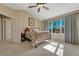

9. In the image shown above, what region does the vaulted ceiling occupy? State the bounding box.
[2,3,79,21]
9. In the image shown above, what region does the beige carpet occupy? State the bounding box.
[21,39,64,56]
[0,41,33,56]
[21,39,79,56]
[0,34,79,56]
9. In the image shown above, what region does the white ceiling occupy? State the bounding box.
[2,3,79,21]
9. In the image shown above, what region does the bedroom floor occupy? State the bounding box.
[21,40,79,56]
[0,36,79,56]
[0,41,33,56]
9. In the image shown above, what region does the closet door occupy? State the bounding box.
[2,17,6,43]
[0,16,2,42]
[0,16,6,43]
[5,18,12,43]
[0,16,12,43]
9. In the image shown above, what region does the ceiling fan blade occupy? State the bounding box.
[41,3,46,5]
[43,6,49,10]
[37,3,46,5]
[29,6,37,8]
[38,7,41,12]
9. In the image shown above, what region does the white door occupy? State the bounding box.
[5,18,12,43]
[0,16,2,42]
[2,18,12,43]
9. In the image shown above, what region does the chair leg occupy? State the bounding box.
[34,40,37,48]
[32,40,37,48]
[35,44,37,48]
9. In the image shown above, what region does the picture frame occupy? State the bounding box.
[28,18,35,26]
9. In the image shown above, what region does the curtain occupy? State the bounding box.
[65,14,78,44]
[44,20,49,31]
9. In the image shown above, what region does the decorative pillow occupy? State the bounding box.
[32,28,39,32]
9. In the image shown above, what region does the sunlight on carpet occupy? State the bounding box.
[43,41,64,56]
[43,44,56,53]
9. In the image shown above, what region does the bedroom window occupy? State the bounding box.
[49,19,64,33]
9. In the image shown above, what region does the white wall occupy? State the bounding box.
[11,18,21,43]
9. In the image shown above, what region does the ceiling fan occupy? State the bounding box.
[28,3,49,12]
